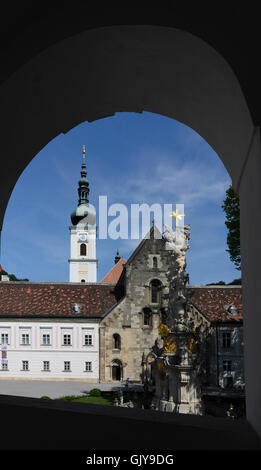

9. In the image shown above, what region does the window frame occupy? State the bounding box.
[113,333,121,350]
[84,334,93,346]
[150,279,162,304]
[63,334,72,346]
[85,361,92,372]
[1,333,9,345]
[80,243,87,256]
[22,360,29,371]
[223,359,232,372]
[42,333,51,346]
[43,361,50,371]
[21,333,30,345]
[64,361,71,372]
[143,308,152,327]
[222,331,232,349]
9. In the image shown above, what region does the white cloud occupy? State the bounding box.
[98,149,230,211]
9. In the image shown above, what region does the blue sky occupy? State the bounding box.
[0,111,239,284]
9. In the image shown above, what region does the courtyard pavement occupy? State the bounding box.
[0,379,143,399]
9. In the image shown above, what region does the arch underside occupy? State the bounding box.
[0,25,254,232]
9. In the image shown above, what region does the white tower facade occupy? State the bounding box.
[68,146,98,283]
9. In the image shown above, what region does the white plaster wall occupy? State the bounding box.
[0,320,99,380]
[69,262,78,283]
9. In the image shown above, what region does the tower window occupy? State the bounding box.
[113,333,121,350]
[153,257,158,268]
[80,243,87,256]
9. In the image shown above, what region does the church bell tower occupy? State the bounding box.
[68,145,97,283]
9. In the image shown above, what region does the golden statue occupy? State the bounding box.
[163,337,178,354]
[158,323,171,338]
[187,337,197,353]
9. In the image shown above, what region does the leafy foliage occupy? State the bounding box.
[56,394,113,405]
[0,269,29,281]
[89,388,102,397]
[221,184,241,270]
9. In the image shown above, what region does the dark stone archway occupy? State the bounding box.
[0,14,261,444]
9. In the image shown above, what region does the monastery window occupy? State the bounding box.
[85,361,92,372]
[222,332,231,348]
[63,334,71,346]
[64,361,71,372]
[84,334,93,346]
[113,333,121,350]
[150,279,161,304]
[1,362,8,370]
[21,334,30,345]
[1,333,8,344]
[22,361,29,371]
[42,334,50,345]
[80,243,87,256]
[43,361,50,371]
[153,257,158,268]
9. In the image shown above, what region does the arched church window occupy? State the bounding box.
[153,257,158,268]
[113,333,121,350]
[80,243,87,256]
[150,279,161,304]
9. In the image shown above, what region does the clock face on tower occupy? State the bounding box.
[78,233,87,242]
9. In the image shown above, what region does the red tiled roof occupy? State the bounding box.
[0,265,3,272]
[190,286,243,322]
[101,258,126,284]
[0,282,119,318]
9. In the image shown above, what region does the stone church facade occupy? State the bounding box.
[99,225,170,383]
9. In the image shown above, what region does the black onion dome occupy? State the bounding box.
[71,203,96,226]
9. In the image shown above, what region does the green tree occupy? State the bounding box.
[221,184,241,271]
[0,269,29,282]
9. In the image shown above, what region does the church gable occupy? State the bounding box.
[124,225,169,301]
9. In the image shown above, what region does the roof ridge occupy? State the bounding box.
[188,285,242,288]
[0,281,117,285]
[100,258,126,283]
